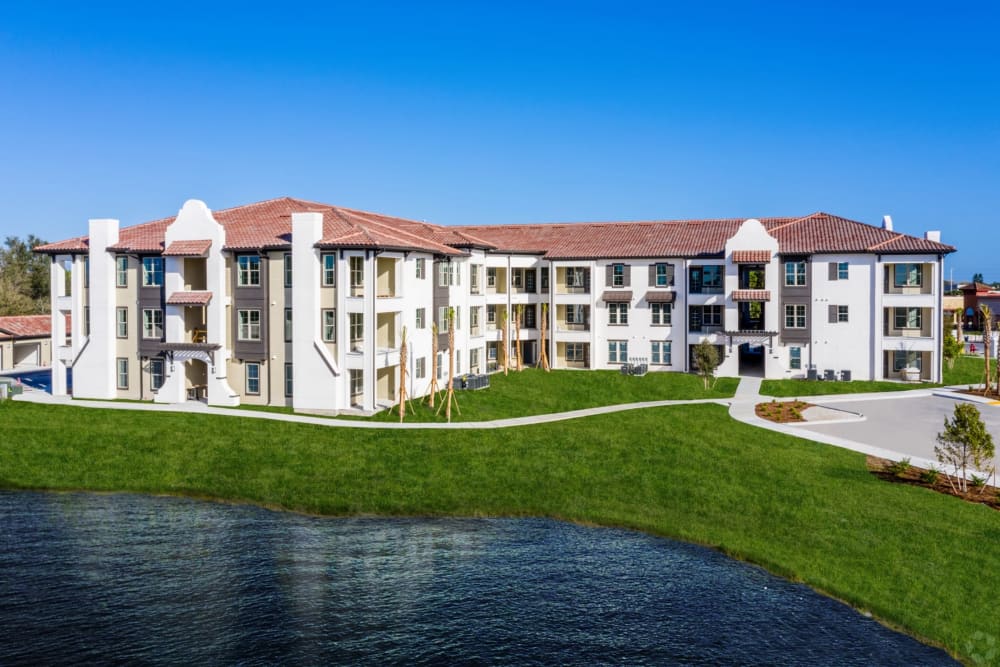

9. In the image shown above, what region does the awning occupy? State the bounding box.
[644,291,676,304]
[163,239,212,257]
[166,291,212,306]
[601,290,633,302]
[732,289,771,302]
[732,250,771,264]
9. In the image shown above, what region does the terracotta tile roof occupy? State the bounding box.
[163,240,212,257]
[166,291,213,306]
[601,290,633,302]
[644,291,676,303]
[732,289,771,302]
[0,315,52,338]
[732,250,772,263]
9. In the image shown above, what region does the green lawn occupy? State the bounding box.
[357,368,738,422]
[1,399,996,663]
[759,378,933,397]
[945,354,990,386]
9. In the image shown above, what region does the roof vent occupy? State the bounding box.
[882,215,893,231]
[925,230,941,242]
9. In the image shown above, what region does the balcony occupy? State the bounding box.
[884,307,932,338]
[689,266,724,295]
[884,263,933,295]
[376,257,398,298]
[556,267,590,294]
[556,304,590,332]
[486,267,507,295]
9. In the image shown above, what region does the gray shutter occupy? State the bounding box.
[828,305,837,323]
[606,264,614,287]
[666,263,675,286]
[649,264,656,287]
[624,265,631,287]
[829,262,838,281]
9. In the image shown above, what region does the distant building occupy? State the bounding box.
[36,198,955,411]
[959,282,1000,330]
[0,315,54,371]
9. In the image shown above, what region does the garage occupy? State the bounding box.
[13,341,40,367]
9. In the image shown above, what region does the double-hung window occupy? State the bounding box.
[150,358,164,391]
[611,263,625,287]
[651,340,671,365]
[837,262,849,280]
[416,307,426,329]
[893,263,922,287]
[785,304,807,329]
[349,313,363,343]
[487,267,497,288]
[116,307,128,338]
[237,255,261,286]
[608,302,629,325]
[284,363,293,397]
[566,342,585,362]
[651,303,671,325]
[837,305,849,323]
[789,347,802,369]
[655,263,672,287]
[284,253,293,287]
[350,256,364,292]
[567,267,586,289]
[893,350,922,371]
[245,362,260,395]
[784,261,807,286]
[416,357,426,379]
[142,308,163,339]
[116,358,128,389]
[415,258,426,279]
[284,308,292,342]
[238,309,261,341]
[608,340,628,363]
[322,309,336,342]
[894,307,923,330]
[322,254,336,286]
[565,304,585,325]
[116,256,128,287]
[438,307,450,333]
[142,257,163,287]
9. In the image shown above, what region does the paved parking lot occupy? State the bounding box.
[797,394,1000,466]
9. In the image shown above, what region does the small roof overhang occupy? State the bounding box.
[163,240,212,257]
[166,291,213,306]
[601,290,633,302]
[732,250,772,264]
[644,291,676,304]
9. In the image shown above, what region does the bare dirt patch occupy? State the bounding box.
[755,400,813,423]
[867,455,999,510]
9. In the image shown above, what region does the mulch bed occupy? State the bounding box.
[755,400,813,423]
[867,455,999,510]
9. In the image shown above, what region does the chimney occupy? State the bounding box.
[882,215,893,231]
[924,230,941,242]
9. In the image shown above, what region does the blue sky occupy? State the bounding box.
[1,2,996,281]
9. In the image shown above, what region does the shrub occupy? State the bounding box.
[970,475,987,489]
[919,466,941,485]
[886,458,911,477]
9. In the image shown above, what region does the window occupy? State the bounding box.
[785,304,807,329]
[608,340,628,363]
[116,307,128,338]
[470,349,480,373]
[893,350,922,371]
[487,267,497,288]
[651,340,671,365]
[284,253,293,288]
[512,269,523,289]
[470,264,481,293]
[651,303,672,326]
[350,256,364,291]
[894,307,923,330]
[611,263,625,287]
[784,261,807,287]
[322,309,336,342]
[322,254,336,286]
[838,305,849,323]
[541,267,549,290]
[238,309,261,341]
[566,342,586,362]
[350,369,363,400]
[284,308,292,342]
[566,304,586,325]
[701,266,722,290]
[438,307,450,333]
[349,313,364,343]
[116,256,128,287]
[437,352,444,379]
[84,256,90,288]
[245,362,260,395]
[655,263,672,287]
[284,363,293,397]
[838,262,848,280]
[416,258,426,279]
[142,308,163,339]
[84,306,90,336]
[789,347,801,370]
[470,306,481,332]
[893,263,922,287]
[567,267,586,288]
[150,358,164,391]
[142,257,163,287]
[487,305,497,325]
[438,262,456,287]
[522,305,536,329]
[415,307,426,329]
[689,305,722,331]
[416,357,426,379]
[456,354,461,374]
[609,302,629,325]
[116,358,128,390]
[237,255,261,286]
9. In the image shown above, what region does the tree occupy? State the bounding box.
[942,323,962,370]
[935,403,995,494]
[538,302,550,372]
[427,321,440,408]
[0,235,50,316]
[499,308,509,376]
[972,272,984,285]
[981,304,993,396]
[514,303,523,371]
[694,340,719,390]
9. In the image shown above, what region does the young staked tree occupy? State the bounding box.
[396,326,411,422]
[514,303,524,371]
[427,321,440,408]
[500,308,510,376]
[694,340,719,390]
[538,302,550,371]
[981,304,994,396]
[942,322,962,370]
[935,402,995,494]
[435,307,460,422]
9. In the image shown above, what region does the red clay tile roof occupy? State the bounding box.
[0,315,52,338]
[732,250,772,263]
[732,289,771,302]
[166,291,213,306]
[163,240,212,257]
[36,201,956,261]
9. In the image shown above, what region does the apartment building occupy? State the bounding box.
[36,198,955,412]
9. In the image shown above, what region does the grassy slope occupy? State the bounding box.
[945,355,991,386]
[1,400,996,662]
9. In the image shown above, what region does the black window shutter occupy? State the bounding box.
[828,305,837,323]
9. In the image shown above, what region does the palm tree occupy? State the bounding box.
[982,304,994,396]
[397,326,409,422]
[428,321,439,408]
[515,303,524,371]
[539,302,550,371]
[500,308,509,376]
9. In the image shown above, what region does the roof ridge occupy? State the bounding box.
[767,212,822,233]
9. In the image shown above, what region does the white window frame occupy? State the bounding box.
[655,263,670,287]
[350,256,364,290]
[415,257,425,279]
[322,309,336,342]
[651,340,671,365]
[142,308,163,339]
[116,307,128,339]
[349,313,364,343]
[116,255,128,287]
[438,307,450,333]
[322,253,336,287]
[609,302,629,325]
[245,362,260,395]
[150,358,164,391]
[784,261,807,287]
[237,255,261,287]
[837,262,849,280]
[238,309,261,341]
[415,307,425,329]
[611,263,625,288]
[116,357,128,390]
[608,340,628,363]
[284,253,293,288]
[893,263,923,287]
[565,342,585,362]
[894,307,923,330]
[142,257,163,287]
[651,303,672,326]
[789,346,802,370]
[416,357,426,379]
[785,304,807,329]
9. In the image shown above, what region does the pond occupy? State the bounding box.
[0,491,955,665]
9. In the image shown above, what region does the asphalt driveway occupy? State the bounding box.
[797,394,1000,466]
